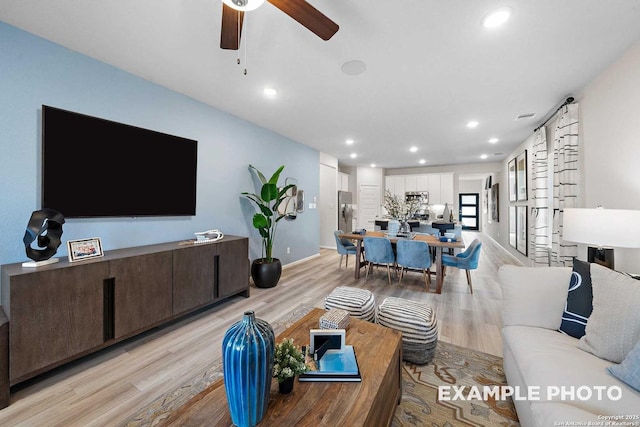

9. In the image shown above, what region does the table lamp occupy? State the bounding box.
[563,207,640,269]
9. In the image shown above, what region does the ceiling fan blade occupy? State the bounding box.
[267,0,339,41]
[220,3,244,50]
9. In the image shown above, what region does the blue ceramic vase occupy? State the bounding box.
[222,310,275,427]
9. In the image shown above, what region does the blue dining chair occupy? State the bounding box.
[363,237,396,285]
[334,230,358,269]
[441,238,482,294]
[395,239,432,290]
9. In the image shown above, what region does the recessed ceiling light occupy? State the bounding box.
[466,120,479,128]
[489,137,499,144]
[419,159,426,164]
[350,153,357,159]
[263,87,278,98]
[480,154,488,159]
[482,7,512,29]
[346,139,354,145]
[370,163,376,168]
[409,146,418,153]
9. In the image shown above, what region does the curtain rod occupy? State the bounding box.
[533,96,575,132]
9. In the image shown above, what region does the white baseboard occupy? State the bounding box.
[283,253,321,269]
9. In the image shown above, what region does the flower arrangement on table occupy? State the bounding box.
[383,190,419,221]
[273,338,307,383]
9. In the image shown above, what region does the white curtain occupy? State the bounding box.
[550,103,579,266]
[529,127,550,265]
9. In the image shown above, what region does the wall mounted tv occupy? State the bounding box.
[42,105,198,218]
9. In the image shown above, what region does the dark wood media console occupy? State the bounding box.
[0,235,250,403]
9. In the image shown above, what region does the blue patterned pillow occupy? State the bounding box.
[558,259,593,338]
[608,340,640,392]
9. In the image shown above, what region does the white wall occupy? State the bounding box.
[319,153,338,248]
[459,179,484,229]
[484,40,640,272]
[580,39,640,272]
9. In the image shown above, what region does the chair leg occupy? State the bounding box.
[366,262,371,280]
[345,254,349,268]
[386,264,391,286]
[465,270,473,294]
[398,267,404,285]
[422,269,430,291]
[338,255,343,269]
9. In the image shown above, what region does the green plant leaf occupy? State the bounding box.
[249,164,267,184]
[252,213,268,229]
[261,183,280,202]
[268,165,285,185]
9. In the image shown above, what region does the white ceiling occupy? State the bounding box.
[2,0,640,169]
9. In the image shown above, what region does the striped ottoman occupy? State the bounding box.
[376,297,438,364]
[324,286,376,322]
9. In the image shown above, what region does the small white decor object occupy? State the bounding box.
[67,237,104,262]
[320,309,350,330]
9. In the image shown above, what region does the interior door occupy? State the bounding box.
[459,193,480,230]
[359,184,380,230]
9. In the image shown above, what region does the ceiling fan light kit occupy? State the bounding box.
[220,0,339,50]
[222,0,265,12]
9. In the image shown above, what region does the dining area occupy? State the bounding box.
[337,230,481,294]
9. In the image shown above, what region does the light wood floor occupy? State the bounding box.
[0,231,521,426]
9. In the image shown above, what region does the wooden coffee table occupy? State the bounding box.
[161,308,403,426]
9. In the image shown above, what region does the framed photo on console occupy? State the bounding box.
[67,237,104,262]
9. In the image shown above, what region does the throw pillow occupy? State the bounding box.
[558,259,593,338]
[608,340,640,392]
[578,263,640,363]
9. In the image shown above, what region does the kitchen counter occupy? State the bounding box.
[373,219,460,236]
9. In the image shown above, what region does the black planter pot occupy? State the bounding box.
[278,376,294,394]
[251,258,282,288]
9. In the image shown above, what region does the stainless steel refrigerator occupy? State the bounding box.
[338,191,353,233]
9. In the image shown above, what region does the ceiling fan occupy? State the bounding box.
[220,0,339,50]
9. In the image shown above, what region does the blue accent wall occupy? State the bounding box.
[0,22,320,277]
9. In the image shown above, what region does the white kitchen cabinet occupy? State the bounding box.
[385,175,405,199]
[427,174,442,204]
[416,174,429,192]
[440,173,454,205]
[404,175,417,192]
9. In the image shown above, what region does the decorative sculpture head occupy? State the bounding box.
[23,209,65,261]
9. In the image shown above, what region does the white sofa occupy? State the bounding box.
[498,265,640,427]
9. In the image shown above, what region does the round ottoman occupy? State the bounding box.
[376,297,438,364]
[324,286,376,322]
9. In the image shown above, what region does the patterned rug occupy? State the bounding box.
[393,341,520,427]
[121,305,519,427]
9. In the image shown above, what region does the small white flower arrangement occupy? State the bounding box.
[383,190,419,221]
[273,338,307,383]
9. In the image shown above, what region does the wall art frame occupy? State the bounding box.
[509,206,516,248]
[67,237,104,262]
[516,150,528,201]
[516,206,528,256]
[508,158,517,202]
[490,183,500,222]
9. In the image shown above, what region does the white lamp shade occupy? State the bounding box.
[563,208,640,248]
[221,0,266,11]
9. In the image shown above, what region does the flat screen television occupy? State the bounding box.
[42,105,198,218]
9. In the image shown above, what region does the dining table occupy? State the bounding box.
[339,230,466,294]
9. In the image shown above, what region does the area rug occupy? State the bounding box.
[393,341,519,427]
[122,305,519,427]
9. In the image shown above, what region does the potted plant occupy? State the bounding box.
[383,190,419,234]
[242,164,295,288]
[273,338,307,394]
